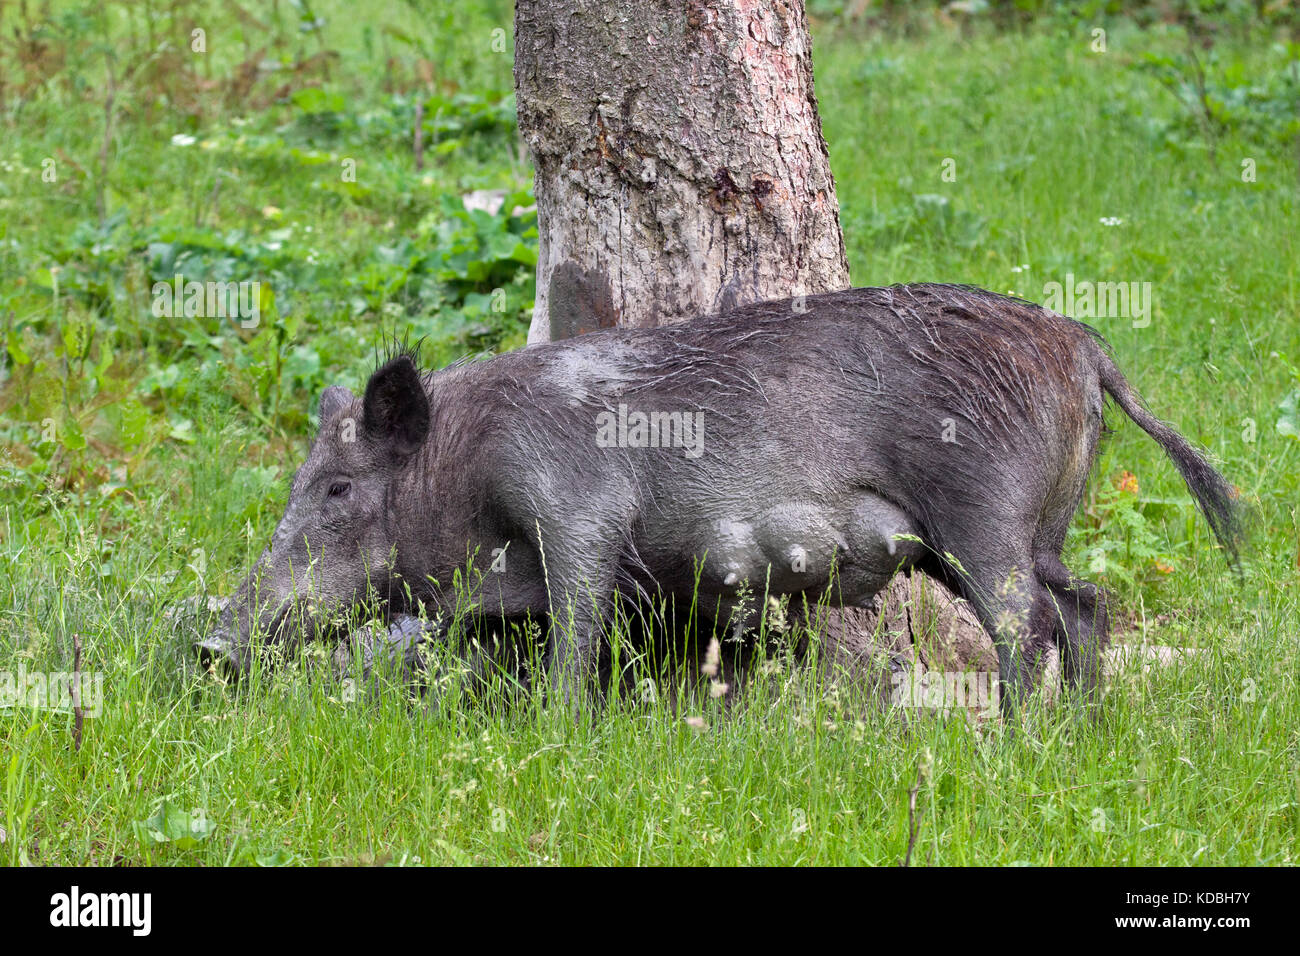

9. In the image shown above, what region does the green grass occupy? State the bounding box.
[1,3,1298,865]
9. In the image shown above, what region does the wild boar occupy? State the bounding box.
[197,283,1242,712]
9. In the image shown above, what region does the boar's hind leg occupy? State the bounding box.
[1036,555,1109,706]
[951,550,1058,716]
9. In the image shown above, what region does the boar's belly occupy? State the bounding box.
[687,492,923,599]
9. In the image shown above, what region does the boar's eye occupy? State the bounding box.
[326,480,351,500]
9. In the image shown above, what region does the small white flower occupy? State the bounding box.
[1099,216,1123,226]
[1010,265,1024,273]
[171,134,197,147]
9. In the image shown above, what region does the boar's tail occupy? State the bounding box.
[1096,353,1245,565]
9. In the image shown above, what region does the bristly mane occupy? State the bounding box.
[369,334,495,386]
[373,332,428,376]
[916,282,1114,353]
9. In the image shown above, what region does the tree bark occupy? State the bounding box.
[514,0,849,342]
[514,0,990,679]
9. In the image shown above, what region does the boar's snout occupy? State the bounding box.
[198,357,431,679]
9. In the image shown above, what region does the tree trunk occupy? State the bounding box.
[514,0,849,342]
[514,0,992,681]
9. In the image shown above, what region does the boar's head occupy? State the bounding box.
[196,354,430,678]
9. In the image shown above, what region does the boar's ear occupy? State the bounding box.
[318,385,355,424]
[362,356,430,458]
